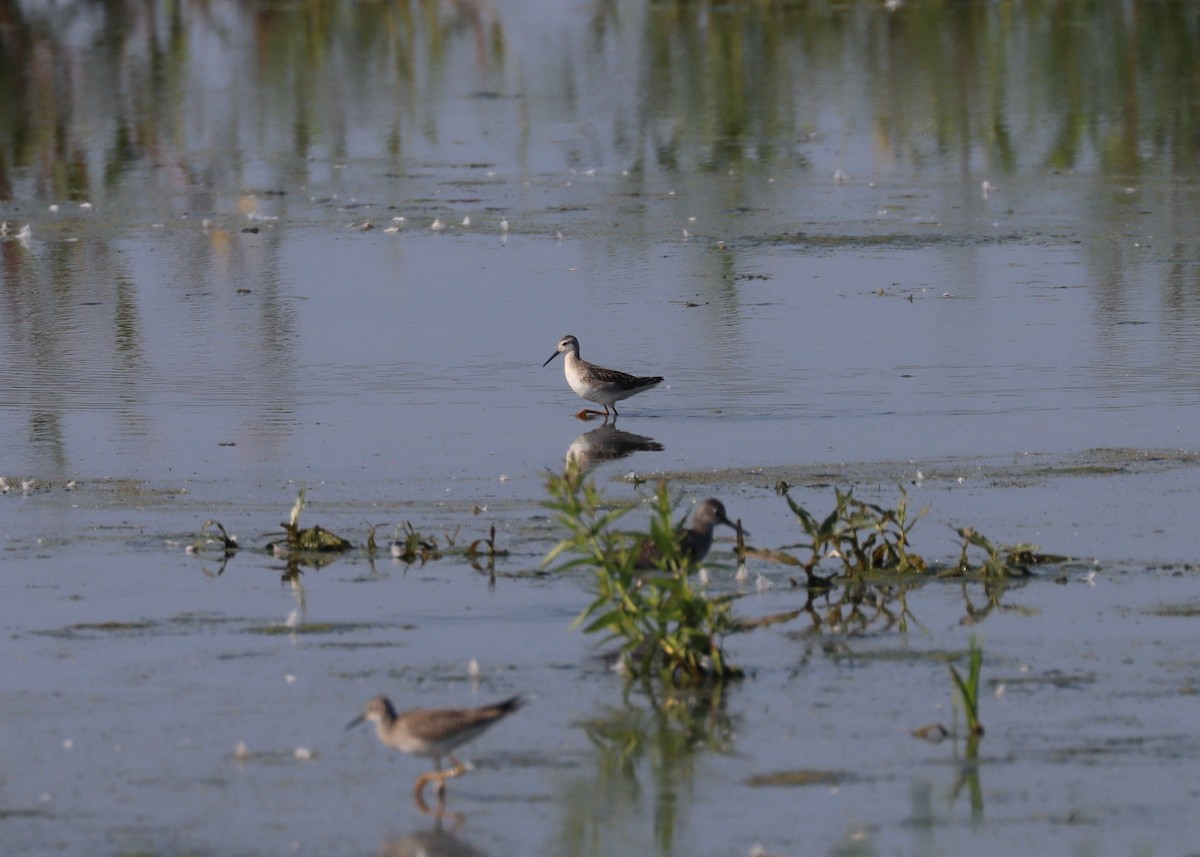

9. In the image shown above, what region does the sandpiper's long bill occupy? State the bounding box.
[347,695,524,799]
[543,334,663,420]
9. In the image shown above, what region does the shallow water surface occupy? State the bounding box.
[2,1,1200,855]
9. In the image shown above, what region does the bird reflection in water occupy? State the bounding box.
[565,423,664,475]
[379,815,489,857]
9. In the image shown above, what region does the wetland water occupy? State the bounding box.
[2,1,1200,855]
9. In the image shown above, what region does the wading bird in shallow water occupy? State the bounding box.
[636,498,745,569]
[543,334,663,420]
[346,695,524,800]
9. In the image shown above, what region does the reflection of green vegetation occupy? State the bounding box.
[639,0,1200,176]
[640,1,810,173]
[793,580,923,636]
[558,686,731,857]
[2,1,1197,202]
[0,0,502,199]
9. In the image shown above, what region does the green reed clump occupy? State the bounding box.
[767,485,1054,585]
[543,466,744,684]
[950,527,1037,578]
[775,484,927,583]
[268,485,353,553]
[389,521,443,564]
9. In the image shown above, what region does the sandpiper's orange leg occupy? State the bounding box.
[414,757,472,801]
[413,771,438,802]
[434,755,471,796]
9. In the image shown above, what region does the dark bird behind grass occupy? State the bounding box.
[636,498,745,569]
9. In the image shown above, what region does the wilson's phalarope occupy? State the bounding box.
[636,498,745,569]
[347,695,523,799]
[543,334,663,419]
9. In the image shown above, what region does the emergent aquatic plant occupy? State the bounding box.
[196,519,240,553]
[764,485,1060,587]
[543,466,746,684]
[771,484,928,583]
[949,527,1040,578]
[949,635,985,737]
[268,486,354,554]
[193,488,505,579]
[389,521,443,564]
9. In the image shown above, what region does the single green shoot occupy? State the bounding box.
[949,635,985,736]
